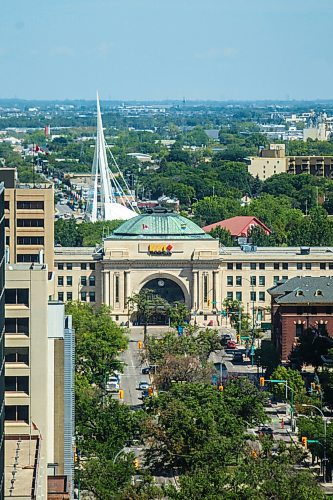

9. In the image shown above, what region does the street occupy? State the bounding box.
[120,330,148,409]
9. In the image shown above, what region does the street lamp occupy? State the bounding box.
[301,404,327,483]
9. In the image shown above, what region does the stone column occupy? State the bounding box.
[119,271,125,311]
[192,271,198,310]
[103,271,110,306]
[198,271,203,311]
[124,271,131,304]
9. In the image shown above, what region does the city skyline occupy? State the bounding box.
[1,0,333,101]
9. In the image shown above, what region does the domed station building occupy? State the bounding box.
[102,207,221,325]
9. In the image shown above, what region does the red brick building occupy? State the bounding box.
[269,276,333,362]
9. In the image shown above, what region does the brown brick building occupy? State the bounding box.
[269,276,333,361]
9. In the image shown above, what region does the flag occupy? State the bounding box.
[142,224,149,230]
[35,145,44,153]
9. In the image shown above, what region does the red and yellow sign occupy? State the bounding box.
[148,243,173,255]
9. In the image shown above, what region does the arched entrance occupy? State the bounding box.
[137,278,185,325]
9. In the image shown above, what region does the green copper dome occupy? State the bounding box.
[108,211,212,239]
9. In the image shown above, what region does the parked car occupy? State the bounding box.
[106,379,120,392]
[258,426,274,439]
[138,381,150,391]
[227,340,237,349]
[142,366,151,375]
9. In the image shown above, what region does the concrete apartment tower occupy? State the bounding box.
[0,168,74,498]
[0,182,6,498]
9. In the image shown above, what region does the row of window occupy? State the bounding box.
[226,262,333,271]
[57,275,96,287]
[57,262,96,270]
[58,291,95,302]
[296,306,332,315]
[5,201,44,210]
[17,236,44,245]
[5,405,28,423]
[5,318,29,335]
[226,291,265,302]
[5,289,29,307]
[5,347,29,364]
[227,276,266,286]
[17,254,40,263]
[5,376,29,394]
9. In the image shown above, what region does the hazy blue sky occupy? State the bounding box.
[1,0,332,101]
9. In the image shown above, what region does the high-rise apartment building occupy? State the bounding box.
[0,167,54,270]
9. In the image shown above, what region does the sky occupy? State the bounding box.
[1,0,333,101]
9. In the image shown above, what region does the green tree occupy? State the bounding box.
[255,339,280,375]
[127,289,169,342]
[270,366,306,403]
[193,196,241,226]
[209,226,235,246]
[66,302,128,387]
[167,302,190,328]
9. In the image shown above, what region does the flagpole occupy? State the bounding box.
[32,143,35,187]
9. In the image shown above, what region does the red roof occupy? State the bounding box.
[203,216,271,237]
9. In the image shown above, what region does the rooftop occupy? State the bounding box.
[203,216,271,236]
[108,210,212,240]
[269,276,333,304]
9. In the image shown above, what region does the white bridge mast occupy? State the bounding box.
[85,92,138,222]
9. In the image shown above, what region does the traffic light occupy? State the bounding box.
[259,377,265,387]
[236,334,240,343]
[119,389,124,399]
[251,450,257,458]
[301,436,308,448]
[137,341,143,349]
[148,387,153,396]
[133,458,140,469]
[207,299,211,307]
[218,385,224,391]
[317,384,321,392]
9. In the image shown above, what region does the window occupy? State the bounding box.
[320,263,326,270]
[259,263,265,270]
[250,276,256,286]
[295,324,304,337]
[67,292,72,301]
[17,236,44,245]
[58,276,64,286]
[227,276,233,286]
[81,263,87,270]
[89,263,96,270]
[17,254,39,263]
[273,276,279,285]
[5,376,29,394]
[236,263,242,270]
[310,306,317,315]
[297,263,303,270]
[5,288,29,306]
[259,276,265,286]
[204,274,208,302]
[17,219,44,227]
[259,292,265,301]
[305,263,312,270]
[274,263,280,270]
[5,201,9,210]
[5,405,29,422]
[250,291,256,301]
[89,292,96,302]
[81,276,87,286]
[282,276,288,281]
[236,276,242,286]
[329,263,333,270]
[81,291,87,302]
[58,263,64,270]
[89,276,95,287]
[227,291,233,300]
[67,263,72,270]
[236,291,242,301]
[326,306,332,315]
[17,201,44,210]
[5,348,29,365]
[250,263,257,270]
[227,263,233,270]
[4,219,9,227]
[58,292,64,302]
[66,276,72,286]
[6,236,9,245]
[297,307,304,315]
[282,263,288,270]
[5,318,29,335]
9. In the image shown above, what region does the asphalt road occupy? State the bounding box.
[120,330,150,409]
[55,202,74,216]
